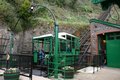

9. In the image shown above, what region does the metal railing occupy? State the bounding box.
[77,53,102,73]
[0,53,33,80]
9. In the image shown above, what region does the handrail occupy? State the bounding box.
[0,53,33,56]
[98,5,112,20]
[80,29,90,41]
[78,43,91,65]
[80,32,90,47]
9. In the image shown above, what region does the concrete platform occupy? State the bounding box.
[0,67,120,80]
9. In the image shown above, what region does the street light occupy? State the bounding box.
[7,6,34,69]
[31,4,59,78]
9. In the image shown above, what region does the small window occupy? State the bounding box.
[108,37,114,40]
[62,35,65,38]
[107,33,114,40]
[66,35,71,40]
[116,36,120,39]
[115,32,120,35]
[115,32,120,40]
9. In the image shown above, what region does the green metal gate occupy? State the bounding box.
[106,32,120,68]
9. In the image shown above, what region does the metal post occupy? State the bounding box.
[54,21,59,78]
[9,32,14,68]
[10,32,14,54]
[31,3,59,78]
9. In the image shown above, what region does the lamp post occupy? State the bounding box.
[31,4,59,78]
[7,6,34,69]
[6,27,14,69]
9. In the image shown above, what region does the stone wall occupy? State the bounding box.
[0,20,82,54]
[17,24,78,53]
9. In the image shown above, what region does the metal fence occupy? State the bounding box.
[77,53,102,73]
[0,53,33,80]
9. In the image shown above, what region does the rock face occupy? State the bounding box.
[0,22,80,54]
[0,21,10,54]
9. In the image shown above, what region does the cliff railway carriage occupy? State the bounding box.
[32,32,80,77]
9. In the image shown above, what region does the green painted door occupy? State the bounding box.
[106,32,120,68]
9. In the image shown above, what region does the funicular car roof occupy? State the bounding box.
[33,32,77,40]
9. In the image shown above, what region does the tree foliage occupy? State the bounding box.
[0,0,97,33]
[47,0,78,9]
[0,0,34,33]
[0,0,21,32]
[18,0,33,31]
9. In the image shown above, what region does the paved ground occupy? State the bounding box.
[73,67,120,80]
[0,67,120,80]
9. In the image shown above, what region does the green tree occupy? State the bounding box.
[0,0,36,33]
[0,0,22,32]
[18,0,32,31]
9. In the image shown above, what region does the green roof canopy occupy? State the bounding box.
[91,0,120,10]
[90,19,120,29]
[92,0,105,4]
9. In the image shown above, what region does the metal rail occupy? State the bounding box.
[0,53,33,80]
